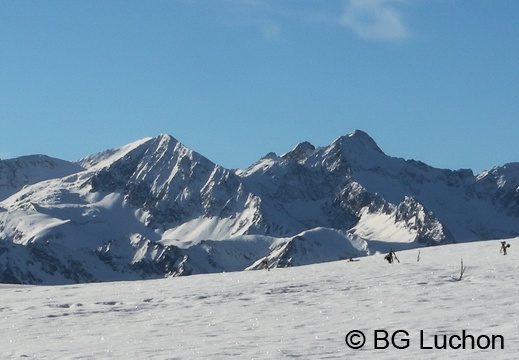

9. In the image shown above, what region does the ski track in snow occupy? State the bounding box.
[1,239,518,359]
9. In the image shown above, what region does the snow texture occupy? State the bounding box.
[0,239,517,359]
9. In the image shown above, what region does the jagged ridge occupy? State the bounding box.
[0,130,518,284]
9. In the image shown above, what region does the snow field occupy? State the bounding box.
[0,239,518,359]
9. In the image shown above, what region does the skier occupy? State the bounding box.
[500,241,510,255]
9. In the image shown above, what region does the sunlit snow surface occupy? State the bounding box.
[1,239,518,359]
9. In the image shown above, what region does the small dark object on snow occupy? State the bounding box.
[384,249,400,264]
[261,258,270,271]
[347,258,360,262]
[500,241,511,255]
[458,258,466,281]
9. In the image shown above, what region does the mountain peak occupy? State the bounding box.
[155,133,178,144]
[145,133,182,158]
[281,141,316,162]
[334,130,385,155]
[349,129,372,139]
[0,155,83,201]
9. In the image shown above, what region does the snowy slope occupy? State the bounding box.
[1,130,519,284]
[0,155,83,201]
[0,239,517,359]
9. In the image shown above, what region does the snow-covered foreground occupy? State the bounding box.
[1,239,518,359]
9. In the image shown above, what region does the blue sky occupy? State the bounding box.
[1,0,518,174]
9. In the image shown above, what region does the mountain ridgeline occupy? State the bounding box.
[0,131,518,284]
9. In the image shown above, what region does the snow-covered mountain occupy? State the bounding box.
[0,130,518,284]
[0,155,84,201]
